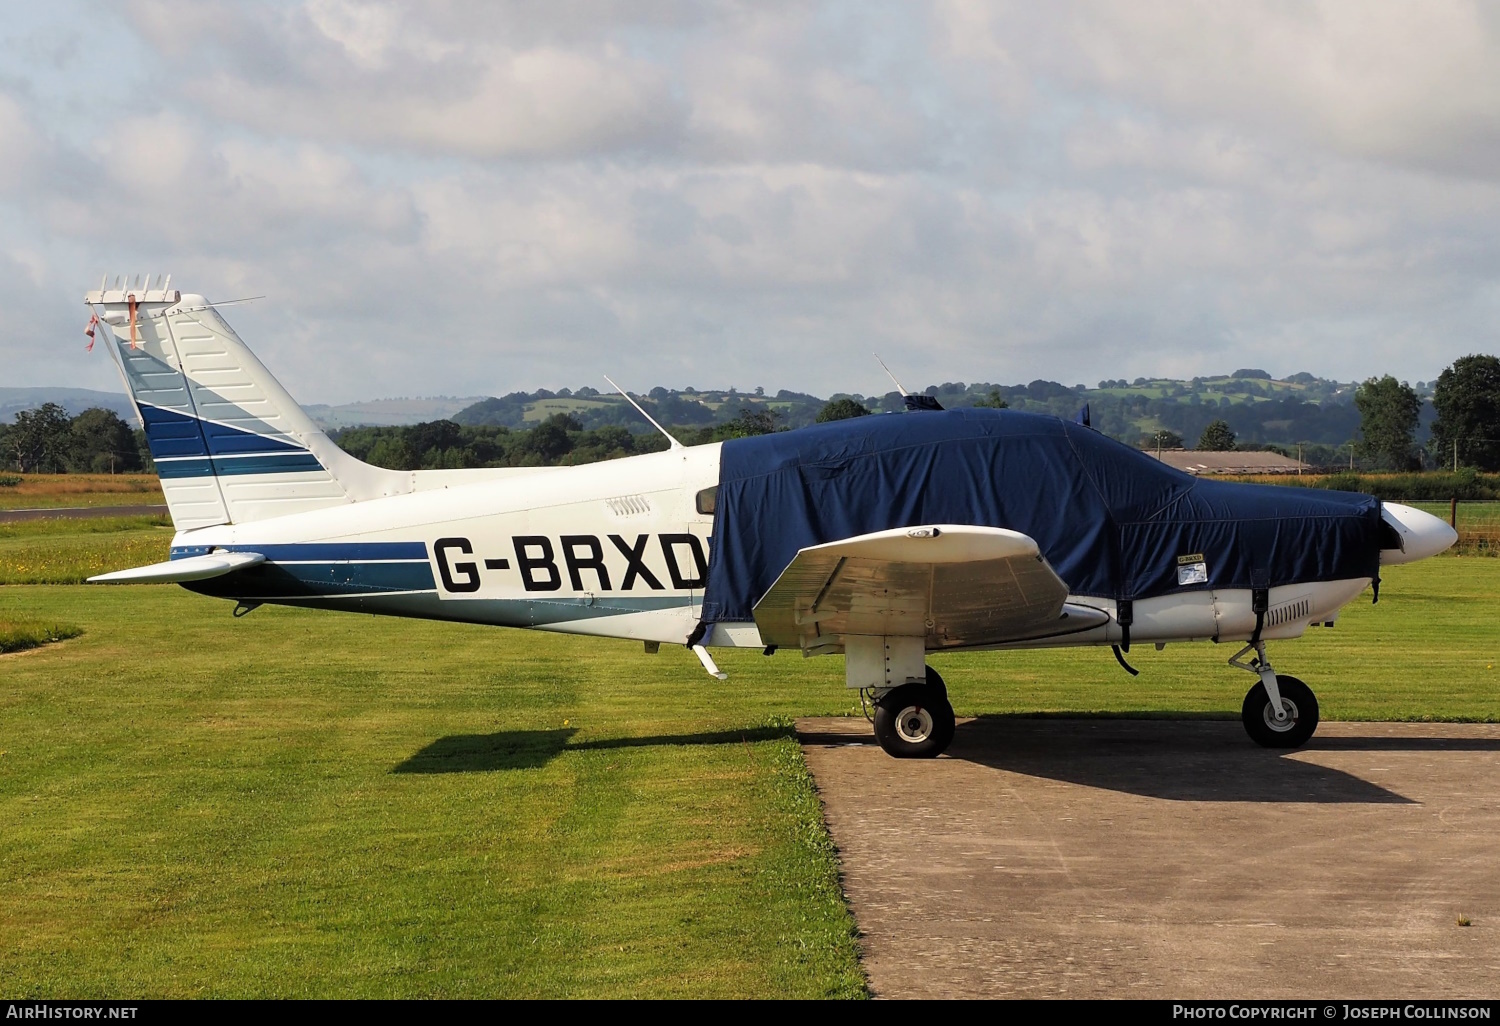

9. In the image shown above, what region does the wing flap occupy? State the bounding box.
[88,551,265,584]
[753,525,1077,651]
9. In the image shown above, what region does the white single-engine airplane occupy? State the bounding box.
[83,280,1457,758]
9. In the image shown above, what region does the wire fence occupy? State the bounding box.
[1400,500,1500,554]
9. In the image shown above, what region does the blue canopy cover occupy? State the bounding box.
[700,409,1383,624]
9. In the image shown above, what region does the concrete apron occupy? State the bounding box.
[797,716,1500,999]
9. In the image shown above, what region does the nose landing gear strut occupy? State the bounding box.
[1230,641,1320,748]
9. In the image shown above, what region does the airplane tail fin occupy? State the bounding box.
[85,279,410,531]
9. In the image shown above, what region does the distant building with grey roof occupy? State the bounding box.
[1145,449,1311,475]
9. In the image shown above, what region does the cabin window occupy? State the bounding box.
[695,486,717,515]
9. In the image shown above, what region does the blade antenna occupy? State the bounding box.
[874,353,909,396]
[603,375,682,450]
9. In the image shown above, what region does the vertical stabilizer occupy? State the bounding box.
[85,282,411,530]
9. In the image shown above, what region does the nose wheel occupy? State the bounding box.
[872,667,956,758]
[1242,674,1319,748]
[1229,641,1320,749]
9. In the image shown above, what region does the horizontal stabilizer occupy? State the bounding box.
[88,551,265,584]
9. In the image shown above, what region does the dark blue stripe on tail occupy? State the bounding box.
[140,403,323,477]
[139,404,209,458]
[156,453,325,478]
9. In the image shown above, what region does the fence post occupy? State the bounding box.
[1450,496,1457,529]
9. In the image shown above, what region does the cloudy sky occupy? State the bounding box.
[3,1,1499,404]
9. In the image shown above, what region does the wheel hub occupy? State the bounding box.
[895,705,933,744]
[1262,698,1300,732]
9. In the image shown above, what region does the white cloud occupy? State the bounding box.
[125,0,688,160]
[0,93,50,192]
[2,2,1500,402]
[945,1,1500,178]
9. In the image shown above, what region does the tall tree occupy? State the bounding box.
[7,403,72,473]
[68,408,142,473]
[1354,375,1421,470]
[1198,419,1236,451]
[816,398,871,422]
[714,407,779,439]
[1431,354,1500,471]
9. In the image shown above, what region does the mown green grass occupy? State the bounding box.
[0,554,1495,997]
[0,516,172,584]
[0,585,867,999]
[0,618,82,654]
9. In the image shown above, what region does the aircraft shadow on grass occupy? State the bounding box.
[391,725,794,774]
[926,716,1500,805]
[395,718,1500,802]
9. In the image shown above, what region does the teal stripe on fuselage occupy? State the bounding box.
[233,591,693,628]
[156,452,325,478]
[187,559,436,598]
[180,558,689,626]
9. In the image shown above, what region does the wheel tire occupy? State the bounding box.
[1241,674,1319,749]
[873,676,956,759]
[925,665,946,694]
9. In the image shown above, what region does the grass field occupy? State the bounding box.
[0,474,164,510]
[0,515,173,584]
[1,511,1497,997]
[0,617,81,654]
[1,560,1497,997]
[0,585,868,998]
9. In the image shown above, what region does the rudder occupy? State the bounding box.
[86,279,409,529]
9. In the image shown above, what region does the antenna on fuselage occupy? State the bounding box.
[603,375,683,450]
[874,353,944,412]
[874,353,909,397]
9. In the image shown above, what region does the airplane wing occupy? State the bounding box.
[752,525,1107,654]
[88,551,266,584]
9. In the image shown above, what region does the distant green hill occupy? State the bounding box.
[6,370,1440,456]
[0,387,137,424]
[451,371,1435,453]
[301,396,488,429]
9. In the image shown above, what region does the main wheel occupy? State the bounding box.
[873,669,955,759]
[1241,674,1319,749]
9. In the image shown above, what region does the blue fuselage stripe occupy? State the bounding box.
[175,557,436,597]
[156,453,325,478]
[172,542,430,561]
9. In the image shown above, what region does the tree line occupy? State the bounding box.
[331,407,789,471]
[4,355,1498,475]
[1139,355,1500,471]
[0,404,147,474]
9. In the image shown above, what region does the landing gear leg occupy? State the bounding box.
[872,666,956,759]
[1229,641,1320,748]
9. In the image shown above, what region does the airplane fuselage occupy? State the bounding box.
[174,438,1375,658]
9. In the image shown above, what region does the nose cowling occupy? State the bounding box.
[1380,502,1459,564]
